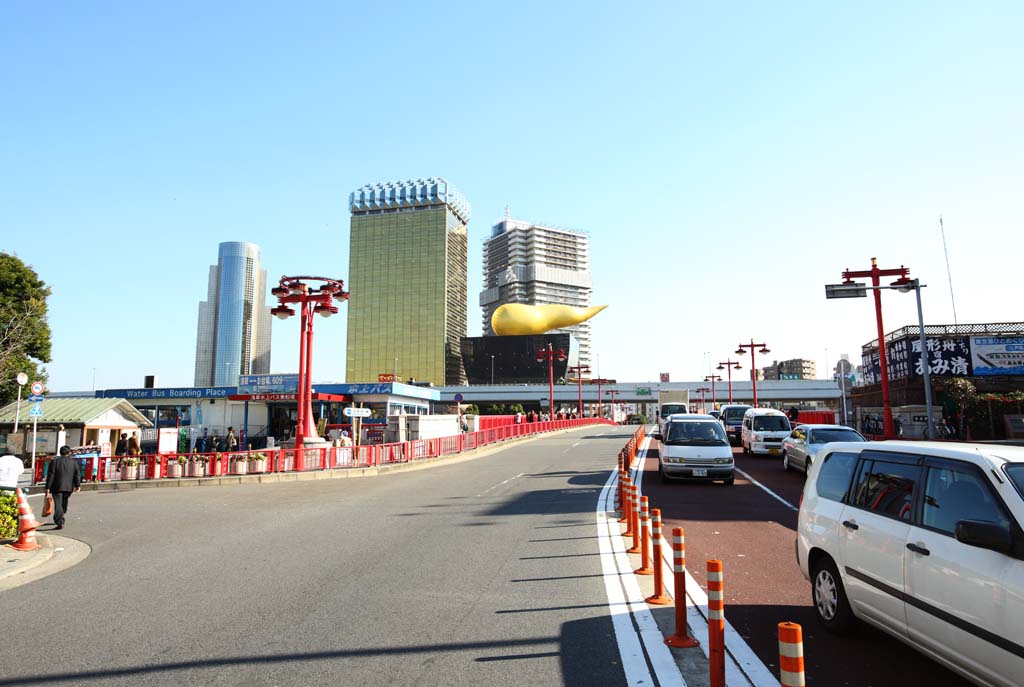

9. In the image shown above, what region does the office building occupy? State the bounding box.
[346,178,470,386]
[194,241,272,387]
[479,217,594,368]
[762,358,817,381]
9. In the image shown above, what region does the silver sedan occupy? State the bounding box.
[781,424,867,473]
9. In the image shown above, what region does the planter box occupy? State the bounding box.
[121,465,138,480]
[231,460,248,475]
[167,462,184,478]
[249,459,266,473]
[187,462,206,478]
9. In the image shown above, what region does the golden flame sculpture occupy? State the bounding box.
[491,303,608,336]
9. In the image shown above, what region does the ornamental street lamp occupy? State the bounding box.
[568,364,591,418]
[716,359,742,403]
[827,258,911,439]
[693,386,710,413]
[605,388,620,421]
[536,344,567,417]
[735,340,770,407]
[271,275,349,460]
[704,374,722,408]
[591,377,613,419]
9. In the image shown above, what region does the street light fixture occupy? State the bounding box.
[536,343,567,417]
[693,386,710,413]
[591,377,613,420]
[568,364,591,418]
[605,388,620,421]
[735,340,770,407]
[716,359,742,403]
[704,374,722,409]
[272,275,350,458]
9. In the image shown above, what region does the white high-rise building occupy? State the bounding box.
[479,217,594,368]
[194,241,272,387]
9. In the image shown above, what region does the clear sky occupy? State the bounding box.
[2,2,1022,391]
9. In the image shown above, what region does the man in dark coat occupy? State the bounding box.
[115,433,128,456]
[45,445,81,530]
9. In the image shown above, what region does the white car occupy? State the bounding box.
[781,424,867,473]
[657,414,734,485]
[797,441,1024,686]
[740,407,792,455]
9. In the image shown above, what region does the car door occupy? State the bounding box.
[785,427,807,469]
[905,458,1024,686]
[838,452,922,637]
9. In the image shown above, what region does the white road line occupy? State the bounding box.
[475,472,525,498]
[598,466,686,686]
[631,438,780,687]
[733,468,798,512]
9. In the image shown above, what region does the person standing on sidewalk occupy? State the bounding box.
[0,453,25,490]
[45,446,81,530]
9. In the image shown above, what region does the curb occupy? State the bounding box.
[0,533,92,592]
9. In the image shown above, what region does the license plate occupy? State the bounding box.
[769,448,780,455]
[692,468,708,477]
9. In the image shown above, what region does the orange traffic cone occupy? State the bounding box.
[7,488,42,551]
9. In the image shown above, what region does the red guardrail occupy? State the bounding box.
[32,418,614,484]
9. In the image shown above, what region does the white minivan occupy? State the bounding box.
[658,414,734,485]
[740,408,792,456]
[797,441,1024,687]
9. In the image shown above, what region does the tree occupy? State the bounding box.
[0,253,52,406]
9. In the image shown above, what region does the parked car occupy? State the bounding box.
[718,404,751,446]
[708,410,721,420]
[797,441,1024,687]
[781,424,867,474]
[658,414,734,485]
[741,408,792,455]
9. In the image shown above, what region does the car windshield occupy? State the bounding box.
[752,416,791,432]
[809,428,866,444]
[1006,464,1024,497]
[665,421,728,446]
[660,403,688,419]
[723,407,751,423]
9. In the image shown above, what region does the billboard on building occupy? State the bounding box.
[971,336,1024,376]
[659,373,670,383]
[862,324,1023,383]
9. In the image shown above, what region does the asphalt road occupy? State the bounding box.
[1,427,637,687]
[640,439,972,687]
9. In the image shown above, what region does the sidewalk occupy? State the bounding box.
[1,531,91,592]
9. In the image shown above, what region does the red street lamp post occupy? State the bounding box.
[605,388,620,422]
[704,375,722,409]
[716,359,742,403]
[591,377,613,419]
[693,386,710,413]
[841,258,910,439]
[536,344,567,417]
[735,340,770,407]
[568,364,591,418]
[271,276,349,462]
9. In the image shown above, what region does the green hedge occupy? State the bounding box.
[0,491,17,540]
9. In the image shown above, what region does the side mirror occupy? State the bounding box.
[651,431,662,440]
[954,520,1013,554]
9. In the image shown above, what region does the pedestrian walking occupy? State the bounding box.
[0,453,24,489]
[45,446,81,530]
[226,427,238,451]
[128,432,141,456]
[115,433,128,457]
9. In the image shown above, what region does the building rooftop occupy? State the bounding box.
[349,177,471,225]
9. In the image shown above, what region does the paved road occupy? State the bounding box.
[1,428,638,687]
[640,439,972,687]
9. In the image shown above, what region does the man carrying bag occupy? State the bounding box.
[45,446,81,530]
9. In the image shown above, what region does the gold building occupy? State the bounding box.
[346,178,469,385]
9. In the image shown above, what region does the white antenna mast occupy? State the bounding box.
[939,215,958,325]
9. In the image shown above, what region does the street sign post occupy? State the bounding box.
[824,283,867,299]
[343,407,372,418]
[30,381,44,396]
[29,404,43,417]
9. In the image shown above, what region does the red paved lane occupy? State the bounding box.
[639,440,971,687]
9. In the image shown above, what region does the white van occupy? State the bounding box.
[658,414,734,485]
[741,408,792,455]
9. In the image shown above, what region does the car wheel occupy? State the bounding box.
[659,463,669,483]
[811,556,857,634]
[783,452,792,472]
[804,458,812,475]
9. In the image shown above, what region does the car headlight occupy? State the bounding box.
[713,457,732,465]
[753,433,762,442]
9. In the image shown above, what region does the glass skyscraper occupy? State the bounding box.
[346,178,469,386]
[479,217,595,369]
[194,241,272,387]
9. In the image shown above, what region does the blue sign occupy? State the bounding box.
[237,374,299,394]
[97,387,233,400]
[29,404,43,417]
[454,393,464,402]
[27,395,44,403]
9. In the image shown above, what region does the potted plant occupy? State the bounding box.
[167,455,187,478]
[230,452,248,475]
[188,454,208,478]
[120,457,141,480]
[248,452,267,474]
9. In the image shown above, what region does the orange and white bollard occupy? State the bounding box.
[620,477,632,528]
[778,622,805,687]
[645,509,671,604]
[7,488,42,552]
[664,527,699,647]
[627,486,641,553]
[636,496,654,575]
[708,560,725,687]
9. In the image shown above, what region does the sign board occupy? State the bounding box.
[100,387,232,400]
[377,373,396,383]
[454,393,464,402]
[635,387,652,397]
[659,373,670,383]
[237,374,299,394]
[27,395,44,403]
[825,283,867,299]
[157,428,178,454]
[343,407,372,418]
[29,404,43,418]
[101,442,112,458]
[30,381,44,395]
[971,336,1024,376]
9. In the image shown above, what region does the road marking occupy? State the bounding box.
[475,472,525,498]
[732,468,798,512]
[631,439,781,687]
[598,466,687,686]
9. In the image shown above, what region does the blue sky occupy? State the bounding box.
[2,2,1022,391]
